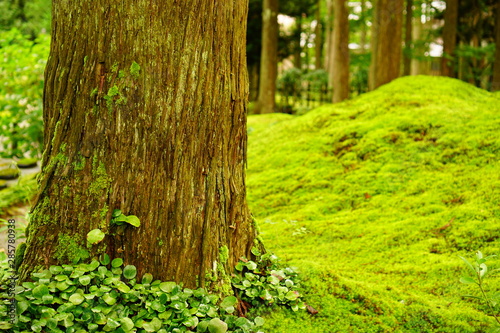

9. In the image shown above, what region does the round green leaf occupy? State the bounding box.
[125,215,141,227]
[87,229,105,245]
[69,293,85,305]
[111,258,123,268]
[220,296,237,309]
[102,293,117,305]
[123,265,137,279]
[119,317,134,331]
[32,285,49,299]
[254,316,265,326]
[207,318,228,333]
[159,281,177,293]
[142,273,153,284]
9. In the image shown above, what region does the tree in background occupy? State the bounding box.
[369,0,404,90]
[493,2,500,91]
[247,0,263,102]
[403,0,414,76]
[441,0,458,77]
[20,0,258,290]
[254,0,279,114]
[331,0,350,102]
[0,0,51,38]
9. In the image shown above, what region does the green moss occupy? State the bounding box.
[73,153,86,171]
[129,61,141,79]
[88,157,111,196]
[247,76,500,332]
[219,246,229,264]
[90,87,98,97]
[53,233,89,264]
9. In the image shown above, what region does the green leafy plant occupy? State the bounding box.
[232,248,305,312]
[2,254,265,333]
[459,251,500,328]
[0,28,49,158]
[111,209,141,227]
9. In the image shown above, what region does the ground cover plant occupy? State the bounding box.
[246,76,500,332]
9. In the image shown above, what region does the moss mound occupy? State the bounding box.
[247,76,500,332]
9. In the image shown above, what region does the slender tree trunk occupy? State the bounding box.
[331,0,350,102]
[369,0,404,90]
[293,16,303,70]
[20,0,257,290]
[254,0,279,114]
[493,3,500,91]
[403,0,413,76]
[324,0,334,75]
[360,0,367,52]
[248,62,260,102]
[315,1,323,70]
[441,0,458,77]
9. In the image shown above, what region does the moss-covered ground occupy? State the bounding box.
[247,76,500,332]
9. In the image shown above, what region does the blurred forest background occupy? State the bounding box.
[0,0,499,157]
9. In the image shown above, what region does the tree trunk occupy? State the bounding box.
[359,0,367,52]
[403,0,413,76]
[20,0,257,291]
[369,0,404,90]
[441,0,458,77]
[315,1,323,70]
[493,2,500,91]
[324,0,334,75]
[331,0,350,102]
[248,62,260,102]
[254,0,279,114]
[293,16,303,70]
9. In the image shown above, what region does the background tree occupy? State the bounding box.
[441,0,458,77]
[248,0,263,102]
[19,0,258,290]
[254,0,279,114]
[403,0,414,76]
[331,0,350,102]
[369,0,404,90]
[493,2,500,91]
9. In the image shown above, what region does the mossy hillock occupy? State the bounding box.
[247,76,500,332]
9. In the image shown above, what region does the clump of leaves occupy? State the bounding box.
[459,251,500,328]
[3,254,265,333]
[232,248,305,312]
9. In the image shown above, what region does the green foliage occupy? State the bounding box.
[0,28,49,158]
[247,76,500,332]
[233,249,305,313]
[1,256,265,333]
[0,0,51,38]
[111,209,141,228]
[454,44,496,90]
[459,251,500,328]
[0,173,37,216]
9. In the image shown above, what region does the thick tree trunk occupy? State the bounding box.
[254,0,279,114]
[331,0,350,102]
[293,16,303,70]
[441,0,458,77]
[403,0,413,76]
[369,0,404,90]
[20,0,257,290]
[493,3,500,91]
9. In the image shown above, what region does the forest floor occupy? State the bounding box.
[246,76,500,332]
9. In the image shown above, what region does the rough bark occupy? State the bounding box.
[331,0,350,102]
[369,0,404,90]
[20,0,257,291]
[493,3,500,91]
[403,0,413,76]
[441,0,458,77]
[254,0,278,114]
